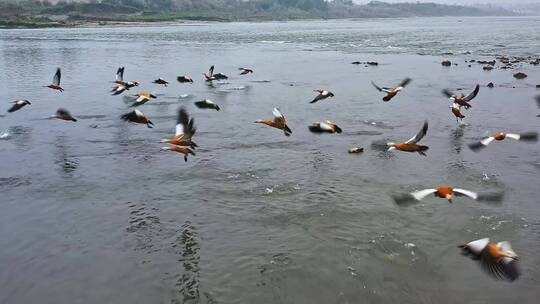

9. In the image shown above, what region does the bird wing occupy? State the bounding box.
[468,136,495,151]
[136,96,147,103]
[7,103,23,113]
[463,84,480,102]
[176,107,196,139]
[116,67,124,82]
[209,65,214,77]
[464,238,490,255]
[480,250,520,281]
[53,68,61,85]
[405,120,428,144]
[272,107,285,123]
[515,132,538,141]
[442,89,455,99]
[454,188,479,200]
[410,188,437,201]
[310,93,324,104]
[56,108,71,116]
[398,78,412,88]
[371,81,391,93]
[505,133,520,140]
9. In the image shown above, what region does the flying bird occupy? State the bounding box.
[468,132,538,151]
[153,78,169,87]
[161,107,197,161]
[121,109,153,128]
[255,108,292,137]
[7,100,31,113]
[131,92,157,106]
[387,120,429,155]
[204,65,228,81]
[239,68,254,75]
[112,67,139,93]
[392,185,504,205]
[371,78,411,102]
[308,121,342,134]
[310,90,335,104]
[50,108,76,122]
[177,76,194,83]
[442,84,480,109]
[451,103,465,122]
[194,99,220,111]
[459,238,520,281]
[45,68,64,92]
[114,67,125,84]
[160,107,197,148]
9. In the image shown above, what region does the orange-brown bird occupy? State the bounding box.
[392,185,504,205]
[459,238,520,281]
[255,108,292,136]
[442,84,480,109]
[121,109,153,128]
[204,65,228,81]
[50,108,77,122]
[45,68,64,92]
[387,120,429,155]
[308,121,342,134]
[161,107,197,161]
[131,92,157,106]
[7,100,31,113]
[451,103,465,122]
[371,78,411,102]
[468,132,538,151]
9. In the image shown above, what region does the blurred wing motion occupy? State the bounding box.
[463,84,480,101]
[405,120,429,144]
[53,68,61,85]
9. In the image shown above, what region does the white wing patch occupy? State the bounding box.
[466,238,490,255]
[506,133,520,140]
[272,108,283,119]
[410,189,437,201]
[454,188,478,200]
[480,136,495,146]
[176,123,185,136]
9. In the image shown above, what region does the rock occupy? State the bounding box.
[441,60,452,67]
[454,63,458,66]
[478,60,496,65]
[483,65,494,71]
[470,59,476,63]
[513,72,527,79]
[348,147,364,154]
[487,82,494,88]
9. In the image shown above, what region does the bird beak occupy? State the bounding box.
[445,194,453,202]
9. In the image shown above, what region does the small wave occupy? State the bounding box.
[0,132,10,140]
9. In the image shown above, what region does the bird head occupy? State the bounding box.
[445,194,453,203]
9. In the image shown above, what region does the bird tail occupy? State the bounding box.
[284,125,292,134]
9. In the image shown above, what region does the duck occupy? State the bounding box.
[114,67,125,85]
[348,147,364,154]
[161,145,196,162]
[7,100,31,113]
[177,76,194,83]
[387,120,429,155]
[451,103,465,122]
[459,238,519,281]
[308,121,342,134]
[310,90,335,104]
[239,68,254,75]
[442,84,480,109]
[371,78,411,102]
[153,78,169,87]
[204,65,228,82]
[131,92,157,106]
[392,185,504,205]
[45,68,64,92]
[468,131,538,151]
[160,107,197,148]
[255,108,292,136]
[50,108,77,122]
[194,99,220,111]
[120,109,153,128]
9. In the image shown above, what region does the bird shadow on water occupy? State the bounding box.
[54,135,79,177]
[450,125,466,154]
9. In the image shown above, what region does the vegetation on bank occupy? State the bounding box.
[0,0,513,28]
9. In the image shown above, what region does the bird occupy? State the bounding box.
[161,107,197,161]
[387,120,429,155]
[459,238,520,281]
[121,109,153,128]
[194,99,220,111]
[153,78,169,87]
[468,132,538,151]
[442,84,480,109]
[204,65,228,81]
[255,108,292,137]
[371,78,411,102]
[50,108,77,122]
[348,147,364,154]
[310,90,335,104]
[177,76,194,83]
[392,185,504,205]
[308,121,342,134]
[111,84,127,95]
[451,103,465,122]
[161,107,197,148]
[45,68,64,92]
[239,68,253,75]
[131,92,157,106]
[111,67,139,94]
[7,100,31,113]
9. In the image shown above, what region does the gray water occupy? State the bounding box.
[1,17,539,304]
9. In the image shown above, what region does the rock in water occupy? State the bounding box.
[513,72,527,79]
[441,60,452,67]
[483,65,494,71]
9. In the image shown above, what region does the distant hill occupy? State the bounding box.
[0,0,515,27]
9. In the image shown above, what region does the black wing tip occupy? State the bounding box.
[391,193,418,206]
[477,192,505,204]
[468,142,486,152]
[520,132,538,141]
